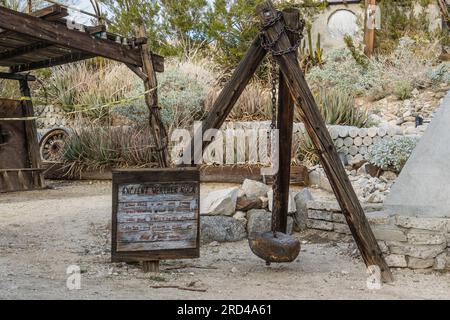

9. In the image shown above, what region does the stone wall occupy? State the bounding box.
[210,121,415,166]
[306,200,450,270]
[35,105,68,129]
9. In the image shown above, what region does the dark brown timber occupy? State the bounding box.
[19,79,44,188]
[272,9,300,233]
[189,37,267,164]
[257,1,393,282]
[0,6,143,66]
[137,25,168,168]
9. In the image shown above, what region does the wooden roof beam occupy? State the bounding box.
[0,72,36,81]
[30,4,68,21]
[9,51,96,73]
[0,42,53,60]
[0,6,143,66]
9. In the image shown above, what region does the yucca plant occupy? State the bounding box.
[61,124,158,176]
[313,88,368,128]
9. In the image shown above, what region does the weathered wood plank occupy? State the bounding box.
[112,168,200,262]
[272,8,300,233]
[257,1,393,282]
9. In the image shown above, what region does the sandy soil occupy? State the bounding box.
[0,181,449,300]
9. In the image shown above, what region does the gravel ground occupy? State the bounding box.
[0,180,449,300]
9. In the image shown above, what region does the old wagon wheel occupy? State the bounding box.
[39,128,70,162]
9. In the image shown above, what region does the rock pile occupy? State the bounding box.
[200,179,312,243]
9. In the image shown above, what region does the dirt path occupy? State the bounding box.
[0,181,449,300]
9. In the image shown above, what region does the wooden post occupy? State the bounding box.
[19,79,43,188]
[364,0,377,58]
[143,261,159,273]
[137,25,168,169]
[257,1,393,283]
[136,25,169,271]
[272,9,300,233]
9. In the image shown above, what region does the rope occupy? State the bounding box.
[0,86,159,121]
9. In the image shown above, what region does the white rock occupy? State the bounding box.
[406,230,447,245]
[200,188,239,216]
[233,211,247,224]
[433,252,447,270]
[385,254,407,268]
[241,179,270,198]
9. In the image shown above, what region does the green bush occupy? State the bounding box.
[367,137,418,173]
[62,124,158,175]
[393,81,413,100]
[313,88,368,128]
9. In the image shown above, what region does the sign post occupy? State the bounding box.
[112,168,200,272]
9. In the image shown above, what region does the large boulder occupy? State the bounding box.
[241,179,270,198]
[293,188,313,230]
[201,216,247,242]
[200,188,239,216]
[247,209,293,235]
[267,190,297,213]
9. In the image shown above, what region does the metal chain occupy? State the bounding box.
[270,57,278,130]
[260,14,305,57]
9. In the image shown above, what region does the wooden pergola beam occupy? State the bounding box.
[0,6,143,67]
[0,42,53,60]
[9,52,95,73]
[0,72,36,81]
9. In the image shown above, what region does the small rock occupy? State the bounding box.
[380,171,397,180]
[233,211,247,224]
[433,252,447,270]
[407,257,435,269]
[385,254,407,268]
[241,179,270,198]
[293,188,313,230]
[259,196,269,209]
[236,196,262,211]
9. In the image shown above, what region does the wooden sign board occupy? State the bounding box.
[111,168,200,262]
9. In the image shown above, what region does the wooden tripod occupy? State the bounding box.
[190,0,393,283]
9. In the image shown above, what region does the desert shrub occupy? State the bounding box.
[367,137,418,173]
[308,37,441,101]
[376,0,433,54]
[294,130,319,166]
[313,89,368,128]
[393,81,413,100]
[61,124,158,175]
[307,47,383,96]
[116,59,215,131]
[205,80,272,121]
[426,63,450,84]
[48,62,137,117]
